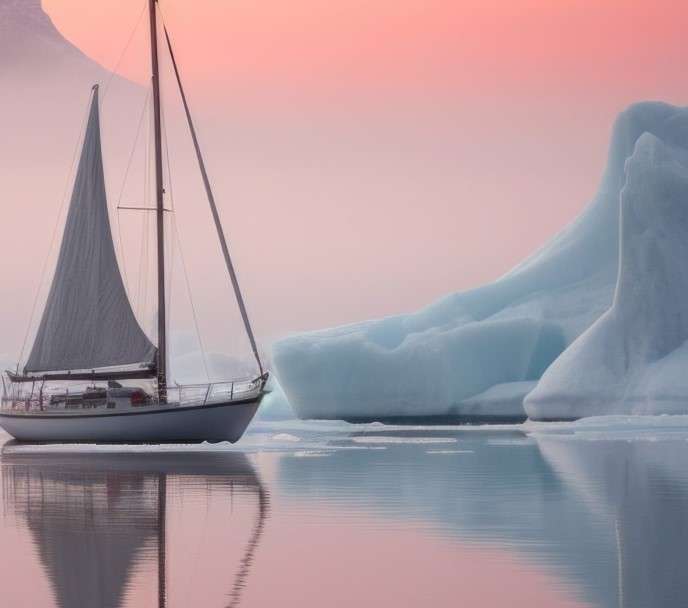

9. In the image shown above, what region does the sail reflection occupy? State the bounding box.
[1,449,269,608]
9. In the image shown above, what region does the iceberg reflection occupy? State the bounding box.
[533,423,688,608]
[276,424,688,608]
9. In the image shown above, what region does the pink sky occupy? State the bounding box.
[43,0,687,104]
[3,0,687,360]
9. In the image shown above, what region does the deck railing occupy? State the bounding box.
[1,375,266,412]
[163,378,261,407]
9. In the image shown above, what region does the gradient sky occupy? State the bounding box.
[42,0,688,105]
[3,0,688,361]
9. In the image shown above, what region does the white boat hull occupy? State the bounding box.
[0,397,262,443]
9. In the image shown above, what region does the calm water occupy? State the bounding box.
[0,417,685,607]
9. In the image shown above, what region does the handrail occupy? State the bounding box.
[1,374,267,412]
[172,376,257,390]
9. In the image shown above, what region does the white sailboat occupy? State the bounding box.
[0,0,268,443]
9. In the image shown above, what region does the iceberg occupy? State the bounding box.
[255,376,297,421]
[274,102,688,421]
[526,131,688,419]
[460,381,537,419]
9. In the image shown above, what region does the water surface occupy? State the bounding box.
[1,417,685,607]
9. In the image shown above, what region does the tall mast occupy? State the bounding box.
[149,0,167,394]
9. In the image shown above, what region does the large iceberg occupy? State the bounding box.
[273,102,688,421]
[526,131,688,419]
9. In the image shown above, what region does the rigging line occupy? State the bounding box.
[160,94,209,383]
[172,215,211,382]
[138,95,153,323]
[166,216,176,374]
[161,20,264,376]
[145,85,151,223]
[225,485,271,608]
[137,104,152,318]
[16,88,94,368]
[160,98,175,320]
[116,89,152,294]
[162,106,174,358]
[142,209,151,324]
[160,95,210,381]
[96,0,151,302]
[160,98,174,358]
[115,209,128,291]
[136,175,151,318]
[160,101,174,212]
[102,0,147,99]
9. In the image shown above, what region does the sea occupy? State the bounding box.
[0,416,685,608]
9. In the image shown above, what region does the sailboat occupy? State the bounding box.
[0,0,268,443]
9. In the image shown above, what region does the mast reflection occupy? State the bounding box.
[1,448,269,608]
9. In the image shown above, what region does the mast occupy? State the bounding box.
[149,0,167,394]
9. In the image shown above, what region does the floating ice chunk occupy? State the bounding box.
[426,449,475,455]
[271,433,301,442]
[525,415,688,437]
[274,102,688,421]
[526,132,688,420]
[291,451,330,458]
[350,436,458,444]
[486,437,535,447]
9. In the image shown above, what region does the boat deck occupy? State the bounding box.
[1,378,265,418]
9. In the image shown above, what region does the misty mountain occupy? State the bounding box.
[0,0,153,360]
[0,0,102,76]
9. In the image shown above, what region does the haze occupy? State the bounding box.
[2,0,687,364]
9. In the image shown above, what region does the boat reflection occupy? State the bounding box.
[1,448,269,608]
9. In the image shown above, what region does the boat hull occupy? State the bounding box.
[0,397,262,444]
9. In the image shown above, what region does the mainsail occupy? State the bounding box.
[24,86,157,375]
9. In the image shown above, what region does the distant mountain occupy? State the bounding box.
[0,0,148,363]
[0,0,141,163]
[0,0,102,75]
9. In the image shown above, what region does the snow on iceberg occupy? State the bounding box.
[273,102,688,421]
[526,131,688,420]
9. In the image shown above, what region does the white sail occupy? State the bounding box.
[24,86,156,374]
